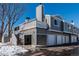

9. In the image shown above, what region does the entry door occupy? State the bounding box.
[47,35,56,46]
[24,35,31,45]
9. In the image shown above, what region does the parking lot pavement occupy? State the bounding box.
[20,45,79,56]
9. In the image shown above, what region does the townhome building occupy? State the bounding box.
[14,4,79,48]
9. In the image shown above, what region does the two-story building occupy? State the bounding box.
[14,4,79,48]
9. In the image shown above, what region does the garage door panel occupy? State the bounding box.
[57,35,62,45]
[66,36,69,43]
[74,36,77,42]
[71,36,77,43]
[63,35,69,44]
[47,35,56,46]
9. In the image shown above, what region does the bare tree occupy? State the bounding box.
[0,3,24,42]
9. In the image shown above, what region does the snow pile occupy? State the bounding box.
[0,32,28,56]
[0,46,28,56]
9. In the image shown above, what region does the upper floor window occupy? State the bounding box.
[54,19,58,25]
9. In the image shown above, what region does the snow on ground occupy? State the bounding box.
[0,43,28,56]
[0,46,28,56]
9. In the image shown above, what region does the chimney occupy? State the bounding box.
[25,17,30,22]
[36,3,44,22]
[71,20,74,25]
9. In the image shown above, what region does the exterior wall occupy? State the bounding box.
[45,15,51,28]
[37,28,47,47]
[37,28,78,47]
[45,15,79,35]
[18,20,47,32]
[63,22,70,32]
[51,16,62,31]
[63,22,77,34]
[36,21,47,29]
[72,26,79,34]
[76,28,79,34]
[45,15,63,31]
[20,28,37,47]
[63,22,79,35]
[20,20,36,31]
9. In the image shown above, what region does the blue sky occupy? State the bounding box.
[15,3,79,28]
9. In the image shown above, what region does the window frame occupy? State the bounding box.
[53,19,59,26]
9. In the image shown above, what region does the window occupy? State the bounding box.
[24,35,31,45]
[54,20,58,25]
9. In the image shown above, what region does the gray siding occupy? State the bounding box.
[51,17,62,31]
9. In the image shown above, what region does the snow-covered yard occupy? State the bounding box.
[0,32,29,56]
[0,43,28,56]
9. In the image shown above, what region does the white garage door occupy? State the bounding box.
[71,36,77,43]
[65,36,69,43]
[47,35,56,46]
[74,36,77,42]
[57,35,62,45]
[63,36,69,44]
